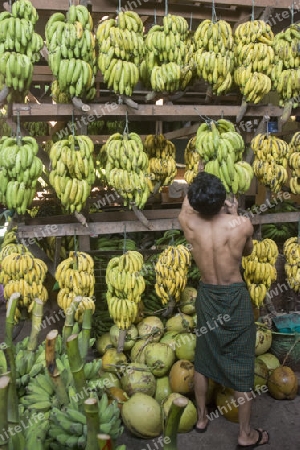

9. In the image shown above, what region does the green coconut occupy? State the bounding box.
[160,331,178,351]
[109,324,138,351]
[257,353,280,374]
[254,358,269,391]
[179,286,197,315]
[175,332,196,362]
[96,332,113,356]
[130,339,148,364]
[144,342,176,377]
[137,316,164,342]
[97,370,121,390]
[165,313,194,333]
[155,376,172,405]
[255,322,272,355]
[120,362,157,397]
[163,393,197,433]
[121,392,163,438]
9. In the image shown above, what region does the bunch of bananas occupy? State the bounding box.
[0,226,27,255]
[194,19,234,95]
[55,251,95,313]
[234,20,274,103]
[49,135,95,213]
[155,244,191,304]
[97,11,143,96]
[106,251,145,329]
[46,4,96,100]
[242,239,278,306]
[0,1,43,103]
[103,132,152,209]
[23,121,49,137]
[0,109,12,135]
[0,252,48,312]
[251,133,290,193]
[20,372,58,413]
[141,14,194,92]
[261,201,299,242]
[272,24,300,107]
[143,134,177,188]
[51,79,71,103]
[74,296,95,322]
[196,119,253,194]
[0,135,42,213]
[87,119,105,135]
[288,132,300,194]
[184,136,200,184]
[15,342,46,395]
[283,237,300,292]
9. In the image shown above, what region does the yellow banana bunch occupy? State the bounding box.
[49,134,95,213]
[140,15,195,92]
[74,296,95,322]
[0,1,43,103]
[46,5,96,100]
[242,239,279,306]
[194,19,234,95]
[251,133,291,193]
[51,80,71,103]
[271,24,300,107]
[97,11,144,96]
[103,132,152,209]
[184,136,200,184]
[155,244,191,305]
[144,134,177,189]
[0,135,42,213]
[234,20,274,103]
[288,132,300,194]
[283,237,300,292]
[55,251,95,314]
[195,119,253,194]
[106,251,145,329]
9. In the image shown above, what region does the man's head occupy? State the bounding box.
[188,172,226,217]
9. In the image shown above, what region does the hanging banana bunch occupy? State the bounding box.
[97,11,144,96]
[184,136,201,184]
[103,131,152,209]
[194,19,234,95]
[46,4,96,100]
[0,0,44,103]
[283,237,300,292]
[251,133,291,193]
[49,135,95,213]
[143,134,177,189]
[288,132,300,194]
[141,14,195,92]
[234,20,274,103]
[51,79,71,103]
[242,239,278,307]
[155,244,191,305]
[271,23,300,108]
[0,135,43,213]
[195,118,253,194]
[106,251,145,329]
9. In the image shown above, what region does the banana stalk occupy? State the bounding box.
[66,334,87,407]
[45,330,69,406]
[62,297,81,348]
[163,396,189,450]
[27,299,44,351]
[97,434,113,450]
[0,375,10,449]
[5,293,20,424]
[84,398,100,450]
[80,308,93,361]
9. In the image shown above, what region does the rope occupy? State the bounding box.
[16,110,22,146]
[118,0,122,14]
[212,0,217,23]
[123,224,127,254]
[251,0,255,21]
[165,0,168,16]
[123,110,129,136]
[189,12,193,31]
[291,1,294,24]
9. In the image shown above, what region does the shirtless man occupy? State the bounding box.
[178,172,269,449]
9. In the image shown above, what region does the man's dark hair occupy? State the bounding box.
[188,172,226,217]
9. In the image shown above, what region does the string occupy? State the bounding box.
[153,8,157,25]
[123,224,127,254]
[123,110,129,135]
[251,0,255,21]
[266,116,270,136]
[291,2,294,24]
[165,0,168,16]
[189,12,193,31]
[193,107,215,124]
[212,0,217,23]
[16,110,21,146]
[71,109,75,137]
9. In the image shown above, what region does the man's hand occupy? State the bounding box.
[224,198,238,215]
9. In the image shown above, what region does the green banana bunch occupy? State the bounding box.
[87,119,105,135]
[51,79,71,103]
[184,136,200,184]
[20,372,57,413]
[49,134,95,213]
[102,132,152,209]
[251,133,291,193]
[195,119,253,194]
[194,19,234,95]
[234,20,274,103]
[23,121,49,137]
[141,15,194,92]
[288,132,300,194]
[271,23,300,107]
[46,5,96,100]
[144,134,177,188]
[97,11,144,96]
[22,410,50,450]
[0,135,42,213]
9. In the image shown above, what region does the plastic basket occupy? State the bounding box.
[270,330,300,370]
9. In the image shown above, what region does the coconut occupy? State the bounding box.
[96,332,113,356]
[101,348,127,373]
[120,362,157,397]
[169,359,195,394]
[257,353,280,374]
[160,331,178,351]
[97,370,121,390]
[130,339,148,363]
[165,313,194,333]
[155,376,172,405]
[255,322,272,355]
[179,287,197,315]
[254,358,269,391]
[137,316,164,342]
[109,324,138,351]
[175,332,196,362]
[144,342,176,377]
[121,392,163,438]
[267,366,298,400]
[215,387,239,423]
[163,393,197,433]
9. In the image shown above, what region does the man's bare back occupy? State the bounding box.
[178,196,254,285]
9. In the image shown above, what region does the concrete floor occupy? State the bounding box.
[1,302,300,450]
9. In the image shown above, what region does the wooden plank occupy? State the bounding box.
[12,103,299,122]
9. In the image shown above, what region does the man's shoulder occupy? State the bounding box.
[225,213,253,231]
